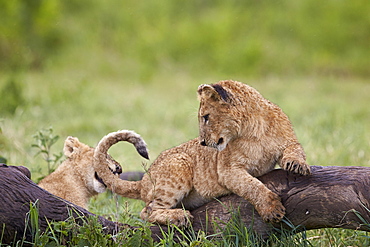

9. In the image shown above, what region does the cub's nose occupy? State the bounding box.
[200,140,207,146]
[115,165,122,174]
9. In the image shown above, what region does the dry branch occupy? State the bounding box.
[1,164,370,244]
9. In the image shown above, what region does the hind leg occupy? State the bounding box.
[140,155,193,226]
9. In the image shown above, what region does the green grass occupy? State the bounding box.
[1,0,369,245]
[1,75,369,174]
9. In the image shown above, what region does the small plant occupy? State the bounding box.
[32,127,63,176]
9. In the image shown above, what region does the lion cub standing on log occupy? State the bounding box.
[38,130,149,209]
[94,80,311,226]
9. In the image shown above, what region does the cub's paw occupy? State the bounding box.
[257,191,286,223]
[166,209,194,227]
[141,208,193,227]
[281,156,311,175]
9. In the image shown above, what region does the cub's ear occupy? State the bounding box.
[197,84,221,102]
[63,136,81,158]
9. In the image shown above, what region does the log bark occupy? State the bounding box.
[1,164,370,244]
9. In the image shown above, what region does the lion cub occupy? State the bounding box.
[94,80,310,225]
[38,130,149,209]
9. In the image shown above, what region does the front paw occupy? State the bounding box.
[281,157,311,175]
[256,191,286,223]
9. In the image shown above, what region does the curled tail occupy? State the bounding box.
[96,130,149,160]
[93,130,148,199]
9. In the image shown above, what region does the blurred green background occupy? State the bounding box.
[0,0,369,179]
[1,0,369,76]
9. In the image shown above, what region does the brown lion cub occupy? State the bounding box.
[38,130,149,209]
[94,80,310,226]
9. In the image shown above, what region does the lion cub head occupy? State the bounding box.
[198,80,279,151]
[38,136,122,207]
[62,136,122,194]
[197,83,240,151]
[38,130,148,209]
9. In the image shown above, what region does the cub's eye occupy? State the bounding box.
[203,114,210,123]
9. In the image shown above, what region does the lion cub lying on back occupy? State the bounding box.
[38,130,149,209]
[94,80,311,225]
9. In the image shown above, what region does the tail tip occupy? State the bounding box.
[138,147,150,160]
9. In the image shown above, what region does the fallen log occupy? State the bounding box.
[188,165,370,239]
[1,164,370,244]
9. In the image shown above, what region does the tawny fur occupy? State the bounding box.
[94,80,311,226]
[38,130,149,209]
